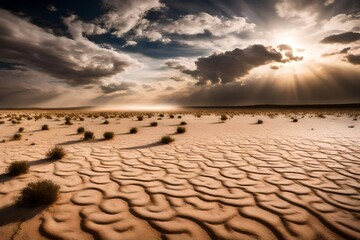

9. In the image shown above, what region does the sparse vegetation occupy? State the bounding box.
[84,131,95,140]
[220,115,228,121]
[180,121,187,125]
[169,114,174,119]
[16,180,60,207]
[77,127,85,134]
[150,122,158,127]
[46,146,66,160]
[7,161,29,176]
[42,124,49,130]
[103,131,114,140]
[130,127,138,134]
[19,127,25,132]
[257,119,263,124]
[161,136,175,144]
[103,120,109,124]
[177,127,186,134]
[137,116,144,121]
[65,116,72,125]
[292,118,298,122]
[13,133,22,140]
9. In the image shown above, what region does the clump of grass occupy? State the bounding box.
[13,133,22,140]
[137,116,144,121]
[7,161,29,176]
[46,146,66,160]
[176,127,186,134]
[180,121,187,125]
[150,122,158,127]
[220,115,228,121]
[77,127,85,134]
[16,180,60,207]
[84,131,95,140]
[19,127,25,133]
[103,131,114,140]
[257,119,263,124]
[42,124,49,130]
[103,120,109,124]
[129,127,138,134]
[161,136,175,144]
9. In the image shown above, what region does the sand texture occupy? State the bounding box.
[0,112,359,240]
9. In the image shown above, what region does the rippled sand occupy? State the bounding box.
[0,112,359,240]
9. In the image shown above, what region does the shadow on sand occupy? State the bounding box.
[0,204,47,226]
[122,142,162,150]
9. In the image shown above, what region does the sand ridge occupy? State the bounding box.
[0,113,359,240]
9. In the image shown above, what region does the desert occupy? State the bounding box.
[0,109,359,240]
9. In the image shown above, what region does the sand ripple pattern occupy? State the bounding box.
[1,136,360,240]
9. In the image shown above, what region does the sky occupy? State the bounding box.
[0,0,359,108]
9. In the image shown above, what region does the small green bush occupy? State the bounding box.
[177,127,186,134]
[42,124,49,130]
[7,161,29,176]
[103,131,114,140]
[16,180,60,207]
[130,127,138,134]
[161,136,175,144]
[13,133,22,140]
[150,122,158,127]
[77,127,85,134]
[84,131,94,140]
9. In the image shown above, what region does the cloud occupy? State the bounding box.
[278,44,303,62]
[346,54,360,65]
[159,63,360,106]
[320,32,360,44]
[275,0,336,19]
[100,82,138,94]
[100,0,164,36]
[162,12,255,37]
[0,9,136,86]
[63,15,107,40]
[322,47,351,57]
[173,45,283,85]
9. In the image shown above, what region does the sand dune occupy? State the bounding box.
[0,112,359,240]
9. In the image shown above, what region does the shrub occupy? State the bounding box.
[7,161,29,176]
[0,121,4,124]
[220,115,228,121]
[177,127,186,134]
[178,116,182,119]
[42,124,49,130]
[292,119,298,122]
[16,180,60,207]
[169,114,174,119]
[13,133,22,140]
[79,117,85,121]
[77,127,85,134]
[180,121,187,125]
[65,116,72,125]
[159,114,164,117]
[46,146,66,160]
[19,127,25,133]
[129,127,138,134]
[103,131,114,140]
[137,116,144,121]
[150,122,158,127]
[257,119,263,124]
[103,120,109,124]
[161,136,174,144]
[84,131,94,140]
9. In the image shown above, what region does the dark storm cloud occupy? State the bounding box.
[100,82,138,94]
[158,64,360,106]
[172,45,283,85]
[346,54,360,65]
[320,32,360,44]
[0,9,136,86]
